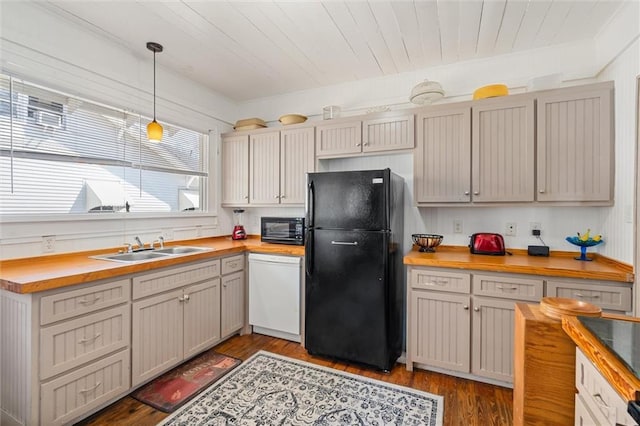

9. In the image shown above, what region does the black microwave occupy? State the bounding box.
[261,217,305,245]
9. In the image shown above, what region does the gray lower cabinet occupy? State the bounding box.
[221,254,245,339]
[1,277,132,426]
[407,267,544,385]
[131,259,222,387]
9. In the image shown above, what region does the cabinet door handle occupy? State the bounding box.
[281,195,286,199]
[355,143,362,147]
[574,293,600,299]
[539,189,545,194]
[78,295,101,305]
[78,333,101,344]
[274,195,279,199]
[463,305,469,310]
[179,295,187,302]
[464,191,470,195]
[473,191,479,195]
[363,142,369,146]
[474,307,480,312]
[244,195,249,199]
[496,285,518,291]
[79,382,101,394]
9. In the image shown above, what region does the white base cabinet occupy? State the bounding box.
[575,348,636,425]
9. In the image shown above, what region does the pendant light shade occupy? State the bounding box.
[147,119,163,142]
[146,41,163,142]
[409,79,445,105]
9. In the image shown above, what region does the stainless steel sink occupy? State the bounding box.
[90,246,212,263]
[91,251,171,263]
[154,246,210,255]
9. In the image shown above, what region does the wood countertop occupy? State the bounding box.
[0,236,304,294]
[563,314,640,402]
[404,246,633,283]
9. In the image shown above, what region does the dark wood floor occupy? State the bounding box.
[76,334,513,426]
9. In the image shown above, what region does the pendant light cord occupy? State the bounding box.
[153,49,156,121]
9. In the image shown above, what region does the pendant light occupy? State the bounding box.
[146,41,163,142]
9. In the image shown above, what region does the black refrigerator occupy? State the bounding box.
[304,168,404,371]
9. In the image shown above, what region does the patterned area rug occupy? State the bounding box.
[159,350,444,425]
[132,351,241,412]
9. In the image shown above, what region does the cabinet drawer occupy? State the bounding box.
[547,280,632,312]
[40,304,130,380]
[575,348,635,425]
[132,259,220,300]
[41,349,130,426]
[40,278,130,325]
[222,254,244,275]
[473,274,543,301]
[409,268,470,293]
[575,393,601,426]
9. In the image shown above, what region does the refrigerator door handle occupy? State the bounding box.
[308,181,315,228]
[305,230,313,276]
[331,241,359,246]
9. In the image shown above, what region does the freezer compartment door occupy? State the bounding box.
[305,229,392,369]
[307,170,389,230]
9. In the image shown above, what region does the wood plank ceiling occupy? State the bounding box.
[40,0,625,101]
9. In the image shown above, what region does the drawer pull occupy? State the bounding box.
[228,262,238,268]
[78,333,101,344]
[426,280,448,286]
[496,285,518,291]
[463,305,469,310]
[592,393,612,417]
[575,293,600,299]
[78,295,102,305]
[474,307,480,312]
[79,381,102,394]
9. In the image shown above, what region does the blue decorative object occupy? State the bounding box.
[565,236,603,261]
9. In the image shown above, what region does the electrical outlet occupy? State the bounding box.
[505,222,517,236]
[530,222,541,235]
[453,219,463,233]
[42,235,56,253]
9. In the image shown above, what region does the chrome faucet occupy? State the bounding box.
[134,236,144,250]
[153,236,165,250]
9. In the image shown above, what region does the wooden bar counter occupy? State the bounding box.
[513,303,577,426]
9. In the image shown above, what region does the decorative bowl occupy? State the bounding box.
[565,236,603,261]
[279,114,307,125]
[412,234,443,253]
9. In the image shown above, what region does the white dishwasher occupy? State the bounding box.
[248,253,301,342]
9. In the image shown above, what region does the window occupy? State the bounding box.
[0,74,208,215]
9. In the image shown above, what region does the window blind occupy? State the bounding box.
[0,73,208,214]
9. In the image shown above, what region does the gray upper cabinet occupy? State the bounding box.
[536,82,614,204]
[249,131,281,205]
[315,120,363,157]
[222,126,314,207]
[221,134,250,206]
[472,96,535,203]
[415,105,471,203]
[280,127,315,204]
[415,95,534,205]
[316,111,414,158]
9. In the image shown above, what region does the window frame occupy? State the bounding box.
[0,74,211,221]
